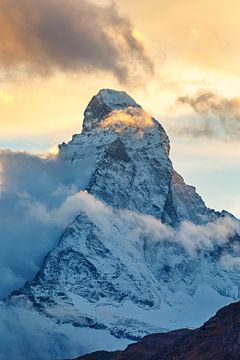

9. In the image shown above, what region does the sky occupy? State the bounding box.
[0,0,240,216]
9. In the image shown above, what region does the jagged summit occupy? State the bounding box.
[82,89,141,132]
[95,89,139,108]
[59,89,213,224]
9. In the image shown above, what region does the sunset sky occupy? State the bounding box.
[0,0,240,216]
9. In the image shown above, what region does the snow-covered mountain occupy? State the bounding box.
[58,89,216,225]
[3,89,240,360]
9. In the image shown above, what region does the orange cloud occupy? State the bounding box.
[0,0,153,84]
[100,107,154,133]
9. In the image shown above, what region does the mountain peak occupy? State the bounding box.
[82,89,141,132]
[96,89,139,108]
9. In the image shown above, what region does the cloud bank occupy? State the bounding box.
[0,149,239,298]
[0,0,153,83]
[176,91,240,140]
[0,150,75,298]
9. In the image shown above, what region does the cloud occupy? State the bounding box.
[0,0,153,83]
[0,149,239,300]
[220,254,240,268]
[0,303,85,360]
[28,190,175,240]
[176,91,240,140]
[0,150,74,298]
[176,217,239,255]
[26,187,240,258]
[220,242,240,268]
[99,107,154,137]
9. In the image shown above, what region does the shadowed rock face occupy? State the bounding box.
[105,138,130,163]
[72,301,240,360]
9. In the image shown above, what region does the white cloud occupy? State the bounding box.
[0,149,239,300]
[176,217,239,255]
[220,254,240,268]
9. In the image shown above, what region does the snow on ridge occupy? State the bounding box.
[97,89,140,108]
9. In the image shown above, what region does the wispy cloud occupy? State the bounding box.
[220,254,240,268]
[176,91,240,140]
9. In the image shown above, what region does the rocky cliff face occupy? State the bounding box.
[58,89,216,225]
[5,89,240,360]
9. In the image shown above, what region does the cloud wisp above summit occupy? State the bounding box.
[0,0,153,83]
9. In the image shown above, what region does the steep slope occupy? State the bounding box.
[5,89,240,360]
[58,89,215,226]
[74,301,240,360]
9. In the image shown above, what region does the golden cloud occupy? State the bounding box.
[100,107,154,134]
